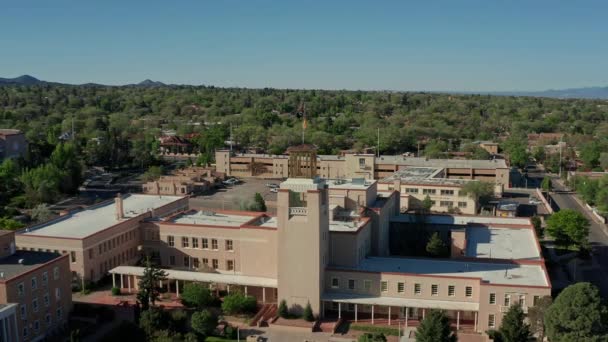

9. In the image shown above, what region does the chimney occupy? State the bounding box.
[115,193,124,220]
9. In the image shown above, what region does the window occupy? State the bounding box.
[422,188,437,195]
[533,295,540,306]
[448,285,455,297]
[519,294,526,306]
[414,283,421,295]
[17,282,24,296]
[192,238,199,249]
[44,293,49,307]
[202,238,209,249]
[431,284,439,296]
[364,280,371,292]
[488,314,496,328]
[55,288,61,301]
[397,282,405,293]
[504,294,511,306]
[34,320,39,331]
[54,267,59,280]
[56,307,63,320]
[23,327,27,338]
[20,304,26,319]
[348,279,356,290]
[89,249,94,259]
[169,255,176,266]
[226,240,233,251]
[380,281,388,292]
[168,235,174,247]
[182,237,189,248]
[33,298,38,312]
[212,259,218,269]
[489,293,496,304]
[45,313,51,325]
[70,251,76,263]
[440,201,453,208]
[193,258,200,268]
[99,245,102,254]
[203,258,209,266]
[212,239,218,250]
[331,278,340,289]
[405,188,419,194]
[42,272,48,286]
[227,260,234,271]
[458,201,468,208]
[31,277,37,290]
[441,189,455,196]
[183,256,190,267]
[465,286,473,298]
[359,158,366,169]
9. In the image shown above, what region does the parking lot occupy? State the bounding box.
[189,178,280,213]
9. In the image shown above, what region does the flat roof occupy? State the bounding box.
[110,266,277,288]
[381,167,444,181]
[322,292,479,311]
[21,194,184,239]
[326,178,376,190]
[170,210,255,227]
[466,226,540,260]
[335,257,548,287]
[392,214,531,226]
[375,156,508,169]
[0,251,62,280]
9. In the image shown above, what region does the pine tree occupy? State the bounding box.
[499,304,531,342]
[415,310,456,342]
[303,302,314,322]
[278,299,289,318]
[426,232,447,257]
[137,257,168,311]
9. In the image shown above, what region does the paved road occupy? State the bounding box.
[548,175,608,297]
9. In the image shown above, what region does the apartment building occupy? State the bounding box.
[0,129,27,160]
[0,231,72,342]
[215,149,511,187]
[14,194,188,284]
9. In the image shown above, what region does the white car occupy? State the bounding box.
[270,188,278,193]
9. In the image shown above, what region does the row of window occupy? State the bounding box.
[17,267,60,296]
[98,247,138,277]
[168,255,235,271]
[93,230,137,259]
[168,236,233,251]
[489,292,540,307]
[331,278,474,298]
[21,307,63,339]
[406,188,464,196]
[19,289,61,318]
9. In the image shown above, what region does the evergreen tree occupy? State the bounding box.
[415,310,456,342]
[498,304,531,342]
[278,299,289,318]
[303,302,314,322]
[137,257,167,311]
[426,232,447,257]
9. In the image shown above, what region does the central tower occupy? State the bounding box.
[286,144,318,179]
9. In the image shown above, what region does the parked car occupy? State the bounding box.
[266,183,279,188]
[222,178,240,186]
[270,188,278,193]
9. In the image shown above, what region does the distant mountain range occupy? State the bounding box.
[1,75,607,99]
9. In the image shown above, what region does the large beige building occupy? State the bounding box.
[0,231,72,342]
[215,150,511,187]
[13,178,548,338]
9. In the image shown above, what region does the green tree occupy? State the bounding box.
[600,152,608,171]
[142,166,163,182]
[138,307,167,338]
[546,209,590,249]
[278,299,289,318]
[415,310,457,342]
[0,217,25,230]
[49,142,82,193]
[250,192,267,212]
[358,333,387,342]
[541,176,552,192]
[460,181,494,206]
[421,194,433,213]
[137,258,168,311]
[191,310,218,337]
[528,296,552,342]
[303,302,314,322]
[498,304,530,342]
[545,283,608,341]
[180,283,214,309]
[221,292,257,315]
[426,232,447,258]
[31,203,53,223]
[530,216,543,238]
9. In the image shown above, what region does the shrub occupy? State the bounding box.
[191,310,218,337]
[221,292,257,315]
[303,302,314,322]
[358,333,387,342]
[350,324,399,336]
[224,324,238,339]
[180,283,214,309]
[111,287,121,296]
[278,299,289,318]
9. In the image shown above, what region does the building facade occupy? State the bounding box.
[0,231,72,342]
[0,130,27,160]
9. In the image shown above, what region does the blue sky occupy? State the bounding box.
[1,1,607,91]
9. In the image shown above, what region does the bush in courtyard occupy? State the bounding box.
[303,302,314,322]
[224,324,238,339]
[278,299,289,318]
[180,283,214,309]
[221,292,257,315]
[111,287,121,296]
[358,333,387,342]
[191,310,218,337]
